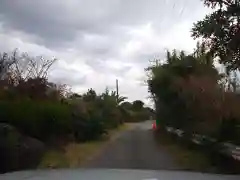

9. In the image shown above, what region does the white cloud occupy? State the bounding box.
[0,0,212,107]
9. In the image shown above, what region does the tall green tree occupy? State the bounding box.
[147,48,219,134]
[192,0,240,70]
[101,88,127,106]
[82,88,97,101]
[132,100,144,111]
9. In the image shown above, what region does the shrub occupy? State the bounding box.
[70,100,108,141]
[174,76,223,137]
[147,49,240,145]
[0,99,72,141]
[0,50,132,145]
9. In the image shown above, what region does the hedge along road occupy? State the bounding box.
[83,120,181,170]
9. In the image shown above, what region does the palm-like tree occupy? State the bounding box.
[101,87,127,106]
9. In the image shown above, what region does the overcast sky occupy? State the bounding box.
[0,0,211,106]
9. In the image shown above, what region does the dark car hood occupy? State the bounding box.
[1,169,239,180]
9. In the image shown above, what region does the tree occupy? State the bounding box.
[46,83,71,100]
[146,48,220,134]
[101,88,127,106]
[0,50,59,100]
[120,102,132,110]
[132,100,144,111]
[82,88,97,102]
[192,0,240,70]
[0,51,15,80]
[5,50,57,85]
[69,93,82,99]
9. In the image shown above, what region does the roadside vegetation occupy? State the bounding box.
[1,0,239,174]
[0,50,153,173]
[147,0,240,173]
[39,123,130,169]
[154,131,217,173]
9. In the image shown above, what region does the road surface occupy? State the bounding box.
[84,120,181,170]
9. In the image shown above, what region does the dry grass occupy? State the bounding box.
[64,141,104,167]
[154,131,217,173]
[39,123,131,169]
[38,150,69,168]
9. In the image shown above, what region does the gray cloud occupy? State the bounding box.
[0,0,210,106]
[49,69,87,86]
[0,0,206,47]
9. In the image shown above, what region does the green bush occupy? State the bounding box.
[0,76,144,144]
[70,100,109,141]
[0,96,115,143]
[147,49,240,145]
[72,118,107,142]
[0,99,72,141]
[0,50,135,146]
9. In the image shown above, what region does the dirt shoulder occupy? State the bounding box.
[153,131,218,173]
[39,123,132,169]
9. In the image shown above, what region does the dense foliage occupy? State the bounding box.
[192,0,240,70]
[147,0,240,147]
[147,46,240,145]
[0,50,152,143]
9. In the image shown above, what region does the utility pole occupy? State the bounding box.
[116,79,123,124]
[116,79,119,102]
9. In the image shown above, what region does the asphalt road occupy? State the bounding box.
[84,120,181,170]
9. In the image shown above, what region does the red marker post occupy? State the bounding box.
[152,121,157,130]
[152,119,160,130]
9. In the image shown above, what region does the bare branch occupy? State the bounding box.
[6,50,57,83]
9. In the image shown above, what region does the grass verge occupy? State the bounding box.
[38,123,130,169]
[153,130,218,173]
